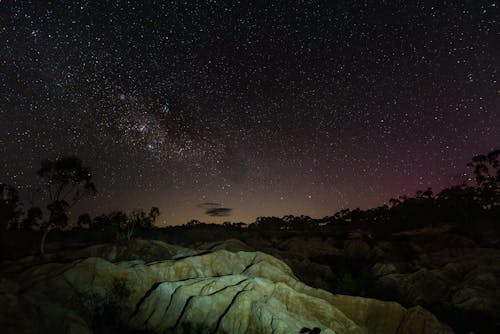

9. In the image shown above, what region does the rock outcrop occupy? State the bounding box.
[375,248,500,332]
[0,278,92,334]
[0,239,198,275]
[199,238,255,252]
[0,244,453,334]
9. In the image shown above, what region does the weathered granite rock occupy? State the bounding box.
[0,279,92,334]
[2,246,453,334]
[275,237,342,257]
[397,306,455,334]
[343,239,371,259]
[372,262,398,277]
[199,238,255,252]
[60,239,198,262]
[283,256,336,291]
[0,239,198,276]
[376,248,500,331]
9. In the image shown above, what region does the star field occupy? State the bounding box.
[1,1,499,225]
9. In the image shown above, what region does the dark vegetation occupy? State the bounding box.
[2,149,498,258]
[1,149,499,333]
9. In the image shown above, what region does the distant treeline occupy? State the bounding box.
[1,149,499,253]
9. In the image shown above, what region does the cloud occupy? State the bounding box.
[205,207,232,217]
[197,202,233,217]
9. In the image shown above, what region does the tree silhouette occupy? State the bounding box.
[19,207,43,230]
[467,149,500,208]
[36,156,96,255]
[91,211,127,231]
[77,213,92,229]
[149,206,160,224]
[0,183,23,257]
[113,207,160,241]
[436,185,480,225]
[0,183,22,231]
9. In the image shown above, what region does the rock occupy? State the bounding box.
[283,257,336,291]
[199,238,254,252]
[0,279,92,334]
[2,246,453,334]
[371,241,394,259]
[276,236,342,257]
[392,228,477,255]
[372,263,398,277]
[244,237,273,250]
[380,268,451,305]
[62,239,198,262]
[325,294,407,333]
[398,306,454,334]
[344,239,371,258]
[376,248,500,331]
[0,239,198,275]
[129,275,352,334]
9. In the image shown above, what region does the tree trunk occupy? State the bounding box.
[40,228,49,255]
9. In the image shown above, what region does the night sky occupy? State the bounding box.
[1,1,499,225]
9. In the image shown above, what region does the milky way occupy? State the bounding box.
[1,1,499,224]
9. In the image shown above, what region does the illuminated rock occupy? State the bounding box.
[6,248,453,334]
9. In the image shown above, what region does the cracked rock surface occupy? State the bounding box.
[1,242,453,334]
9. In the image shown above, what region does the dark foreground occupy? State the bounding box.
[1,223,499,333]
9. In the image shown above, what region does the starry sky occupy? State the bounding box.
[1,1,499,225]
